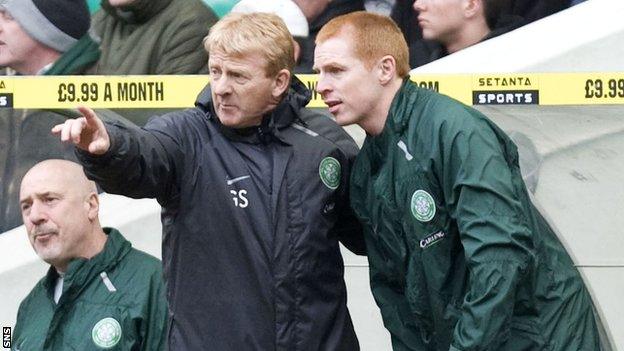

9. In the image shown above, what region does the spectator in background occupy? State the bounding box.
[0,0,98,75]
[0,0,128,233]
[391,0,441,68]
[92,0,218,74]
[413,0,523,60]
[231,0,309,67]
[13,160,167,350]
[397,0,571,69]
[293,0,365,73]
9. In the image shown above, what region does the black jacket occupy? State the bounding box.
[506,0,570,23]
[77,77,365,350]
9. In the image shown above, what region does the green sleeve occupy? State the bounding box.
[155,10,217,74]
[437,113,534,350]
[11,305,23,351]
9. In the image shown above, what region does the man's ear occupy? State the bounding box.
[272,69,291,98]
[377,55,397,85]
[464,0,481,18]
[86,192,99,221]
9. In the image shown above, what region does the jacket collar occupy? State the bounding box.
[101,0,172,24]
[195,75,311,144]
[386,78,419,135]
[42,228,131,303]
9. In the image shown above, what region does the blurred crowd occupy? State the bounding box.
[0,0,585,77]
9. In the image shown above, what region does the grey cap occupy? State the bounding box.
[1,0,90,52]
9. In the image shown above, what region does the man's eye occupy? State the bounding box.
[1,11,13,21]
[232,73,248,83]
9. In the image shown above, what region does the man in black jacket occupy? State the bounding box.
[52,12,365,351]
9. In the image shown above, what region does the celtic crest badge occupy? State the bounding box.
[319,157,341,190]
[411,190,436,222]
[92,317,122,349]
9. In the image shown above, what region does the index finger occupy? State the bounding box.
[76,105,99,125]
[51,123,64,135]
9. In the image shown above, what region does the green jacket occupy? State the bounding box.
[92,0,217,74]
[45,33,100,75]
[350,80,602,351]
[12,228,167,350]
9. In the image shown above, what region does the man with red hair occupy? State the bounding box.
[314,11,605,351]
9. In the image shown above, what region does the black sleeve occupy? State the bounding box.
[300,108,367,255]
[334,167,367,256]
[76,110,186,202]
[333,128,366,255]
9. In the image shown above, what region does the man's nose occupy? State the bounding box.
[316,74,332,98]
[212,77,232,96]
[413,0,426,11]
[27,201,47,225]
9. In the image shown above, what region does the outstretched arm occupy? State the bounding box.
[52,106,183,201]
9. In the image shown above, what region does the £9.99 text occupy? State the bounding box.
[584,78,624,99]
[57,83,99,103]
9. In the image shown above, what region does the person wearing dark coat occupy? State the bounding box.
[52,13,365,351]
[396,0,569,68]
[92,0,218,74]
[412,0,524,63]
[391,0,441,68]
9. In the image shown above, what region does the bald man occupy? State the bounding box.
[13,160,168,351]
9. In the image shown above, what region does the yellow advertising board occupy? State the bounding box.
[0,73,623,109]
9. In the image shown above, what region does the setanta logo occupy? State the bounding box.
[473,90,539,105]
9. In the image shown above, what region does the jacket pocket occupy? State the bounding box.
[63,302,135,350]
[503,319,550,351]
